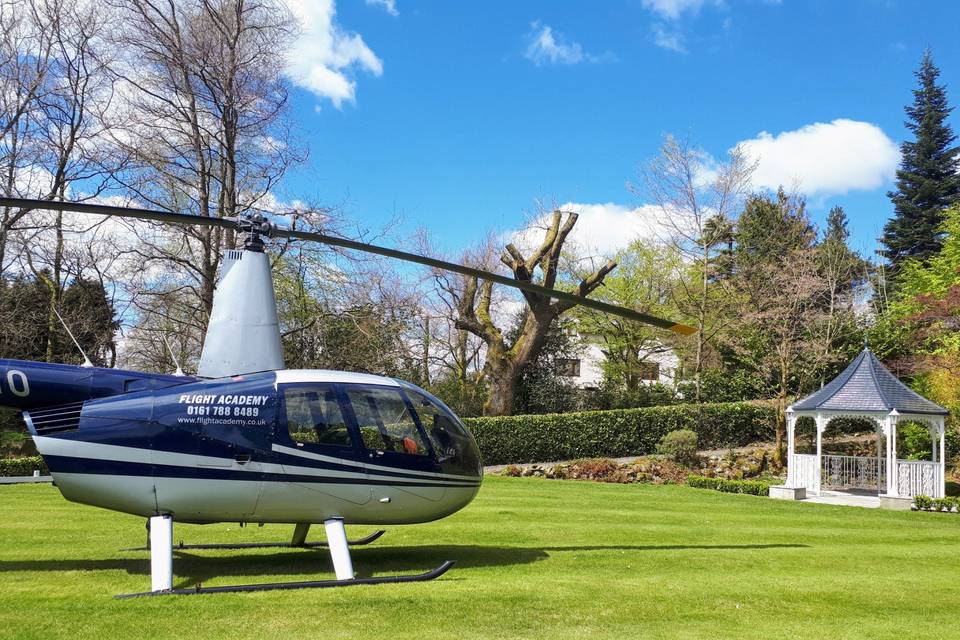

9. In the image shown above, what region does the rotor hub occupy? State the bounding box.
[236,213,273,252]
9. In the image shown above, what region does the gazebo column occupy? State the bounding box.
[939,419,946,499]
[786,411,796,485]
[887,411,900,496]
[876,419,883,493]
[815,412,825,495]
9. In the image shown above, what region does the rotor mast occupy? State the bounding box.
[196,213,283,378]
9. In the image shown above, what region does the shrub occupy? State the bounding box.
[688,475,771,496]
[932,497,955,512]
[735,480,772,496]
[464,401,775,466]
[0,456,47,477]
[657,429,699,467]
[687,475,720,490]
[914,495,933,510]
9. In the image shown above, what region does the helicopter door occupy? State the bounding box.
[342,386,445,502]
[274,384,371,507]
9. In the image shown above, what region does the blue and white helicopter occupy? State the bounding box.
[0,197,695,597]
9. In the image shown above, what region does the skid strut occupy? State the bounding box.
[149,515,173,592]
[124,525,385,551]
[117,517,452,598]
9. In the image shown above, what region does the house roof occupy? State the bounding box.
[790,348,948,416]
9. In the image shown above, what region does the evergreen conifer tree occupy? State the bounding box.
[882,50,960,272]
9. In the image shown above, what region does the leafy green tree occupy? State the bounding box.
[725,191,830,464]
[880,205,960,411]
[733,189,814,278]
[426,372,488,418]
[0,274,117,365]
[883,50,960,272]
[576,239,683,394]
[0,275,49,361]
[56,278,119,366]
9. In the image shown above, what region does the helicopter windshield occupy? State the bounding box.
[406,390,482,477]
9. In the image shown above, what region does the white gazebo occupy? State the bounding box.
[778,347,947,507]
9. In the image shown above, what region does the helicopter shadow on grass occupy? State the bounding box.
[0,542,808,589]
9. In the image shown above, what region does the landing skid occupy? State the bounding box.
[122,529,386,551]
[115,561,455,598]
[118,517,453,598]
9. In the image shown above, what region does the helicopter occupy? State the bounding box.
[0,196,696,597]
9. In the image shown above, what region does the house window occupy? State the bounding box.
[558,358,581,377]
[638,362,660,381]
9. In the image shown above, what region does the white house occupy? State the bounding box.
[558,339,681,390]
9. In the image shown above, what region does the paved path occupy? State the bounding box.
[0,475,52,485]
[799,490,880,508]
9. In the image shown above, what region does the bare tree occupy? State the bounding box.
[441,210,615,415]
[816,206,865,383]
[634,134,754,402]
[735,247,829,463]
[0,0,52,271]
[107,0,301,339]
[0,0,124,362]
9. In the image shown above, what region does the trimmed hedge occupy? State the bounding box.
[463,402,775,466]
[0,456,47,477]
[687,475,771,496]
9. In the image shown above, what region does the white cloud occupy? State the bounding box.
[365,0,398,16]
[524,22,610,66]
[508,202,674,257]
[737,119,900,196]
[284,0,383,107]
[651,24,687,53]
[641,0,728,53]
[642,0,709,20]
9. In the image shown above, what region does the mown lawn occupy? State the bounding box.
[1,477,958,640]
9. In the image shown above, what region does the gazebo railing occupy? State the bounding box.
[896,460,941,498]
[789,454,942,497]
[789,454,818,490]
[821,455,885,491]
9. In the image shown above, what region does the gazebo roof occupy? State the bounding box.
[790,348,948,416]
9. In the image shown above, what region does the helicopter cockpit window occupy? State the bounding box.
[408,390,481,475]
[283,386,352,448]
[345,387,429,456]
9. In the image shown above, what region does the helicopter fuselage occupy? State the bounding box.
[4,359,483,526]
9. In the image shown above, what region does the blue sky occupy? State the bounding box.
[281,0,960,258]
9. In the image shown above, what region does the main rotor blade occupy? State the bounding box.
[279,226,697,334]
[0,197,237,231]
[0,197,697,335]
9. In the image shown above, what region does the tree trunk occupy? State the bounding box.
[484,363,518,416]
[774,360,789,468]
[693,241,709,404]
